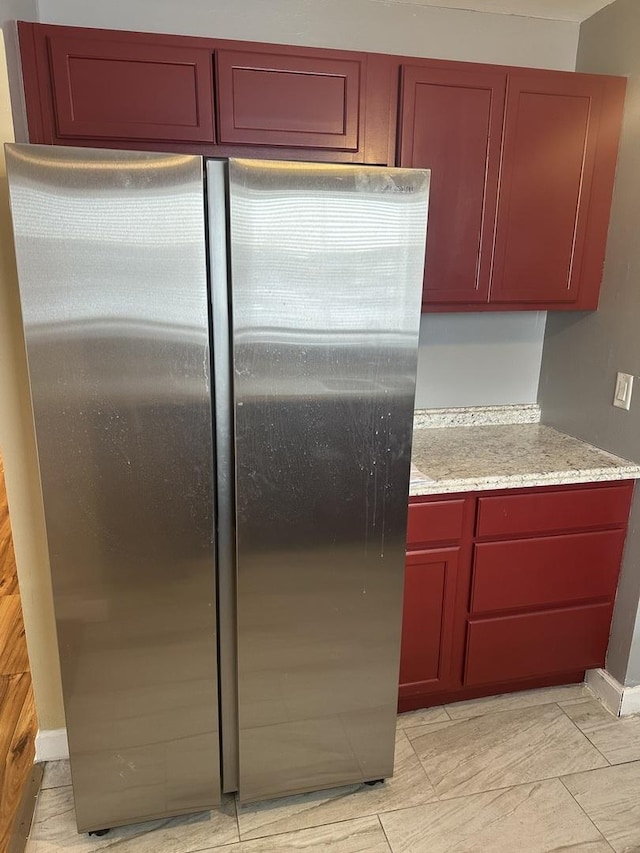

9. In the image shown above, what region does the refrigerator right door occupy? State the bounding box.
[227,159,429,802]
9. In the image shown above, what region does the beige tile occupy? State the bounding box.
[407,702,608,799]
[27,785,238,852]
[396,706,450,729]
[237,730,436,841]
[563,760,640,853]
[560,697,640,764]
[211,816,390,852]
[445,683,590,720]
[380,779,611,853]
[41,760,72,790]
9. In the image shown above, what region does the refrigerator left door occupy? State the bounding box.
[5,144,221,832]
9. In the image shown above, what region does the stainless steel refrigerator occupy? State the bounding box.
[5,144,429,833]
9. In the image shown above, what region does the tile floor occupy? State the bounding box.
[27,683,640,852]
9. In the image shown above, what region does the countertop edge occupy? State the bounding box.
[414,403,541,429]
[409,465,640,497]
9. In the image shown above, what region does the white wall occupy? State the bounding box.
[36,0,579,69]
[35,0,580,409]
[1,0,37,140]
[416,312,546,408]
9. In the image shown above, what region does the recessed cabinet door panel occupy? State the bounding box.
[491,74,603,304]
[399,547,460,696]
[216,49,362,150]
[48,35,215,142]
[399,66,506,305]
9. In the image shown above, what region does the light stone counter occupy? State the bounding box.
[410,407,640,496]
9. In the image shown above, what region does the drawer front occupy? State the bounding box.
[476,483,633,538]
[464,603,612,686]
[407,499,466,548]
[471,529,626,614]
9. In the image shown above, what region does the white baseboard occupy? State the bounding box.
[586,668,640,717]
[35,728,69,763]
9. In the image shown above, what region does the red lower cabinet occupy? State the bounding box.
[399,547,460,698]
[464,604,614,687]
[400,481,634,711]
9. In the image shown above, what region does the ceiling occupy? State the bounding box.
[383,0,617,23]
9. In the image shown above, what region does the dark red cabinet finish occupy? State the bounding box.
[476,482,633,538]
[46,32,215,143]
[471,529,627,614]
[399,62,625,311]
[465,603,614,686]
[399,547,459,697]
[398,66,506,306]
[216,49,362,151]
[17,21,626,310]
[490,74,604,305]
[400,481,633,713]
[19,23,375,161]
[406,498,466,547]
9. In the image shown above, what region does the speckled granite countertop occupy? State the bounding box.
[410,406,640,496]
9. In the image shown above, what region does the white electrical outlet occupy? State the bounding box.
[614,372,634,410]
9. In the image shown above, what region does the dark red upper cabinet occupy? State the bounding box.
[215,49,363,151]
[398,65,506,306]
[490,73,604,306]
[45,31,215,144]
[17,22,625,310]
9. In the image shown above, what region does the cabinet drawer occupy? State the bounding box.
[407,499,465,548]
[471,529,626,614]
[464,603,612,686]
[476,483,632,538]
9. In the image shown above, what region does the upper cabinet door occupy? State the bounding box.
[490,74,604,305]
[215,49,363,150]
[398,65,506,305]
[47,33,215,143]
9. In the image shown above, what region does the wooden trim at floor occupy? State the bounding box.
[7,764,43,853]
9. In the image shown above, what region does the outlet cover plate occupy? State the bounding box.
[614,372,634,410]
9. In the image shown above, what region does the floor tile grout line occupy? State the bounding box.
[237,809,399,844]
[441,686,590,721]
[375,813,394,853]
[557,776,617,852]
[232,793,240,845]
[402,693,592,734]
[234,775,632,847]
[406,763,610,806]
[602,755,640,768]
[396,726,443,798]
[235,774,621,839]
[556,701,614,766]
